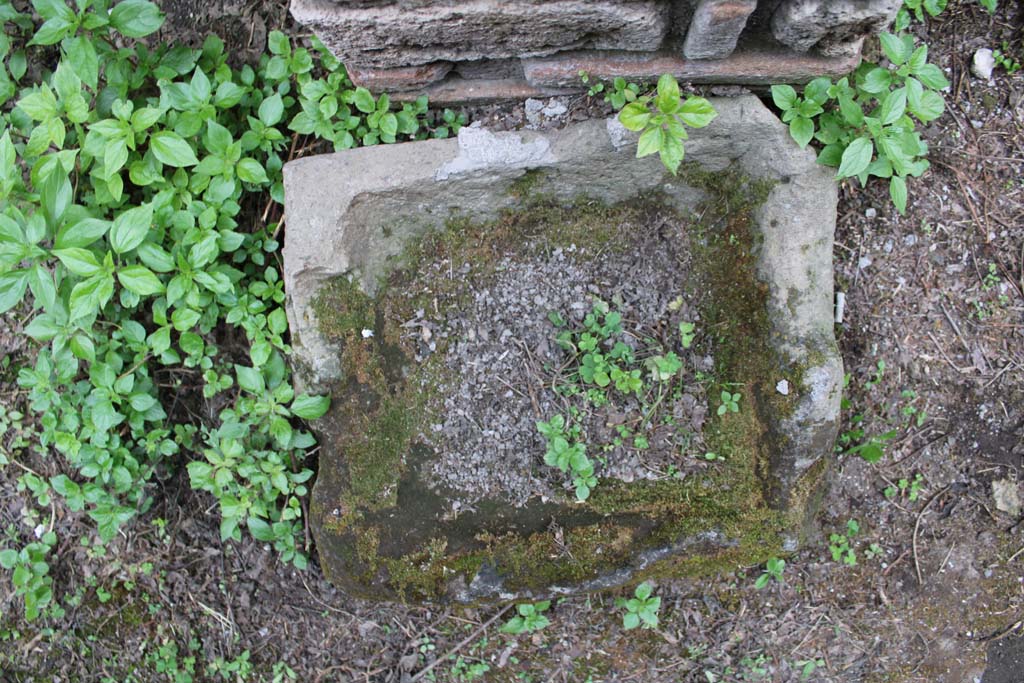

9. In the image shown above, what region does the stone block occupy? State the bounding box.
[290,0,671,68]
[771,0,901,57]
[683,0,758,60]
[283,96,842,602]
[346,62,453,91]
[522,48,860,89]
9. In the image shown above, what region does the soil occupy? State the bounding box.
[1,1,1023,682]
[405,205,710,508]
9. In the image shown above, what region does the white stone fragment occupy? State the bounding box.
[776,379,790,395]
[972,48,995,80]
[835,291,846,323]
[361,328,374,338]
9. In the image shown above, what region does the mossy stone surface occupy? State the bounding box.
[283,97,842,601]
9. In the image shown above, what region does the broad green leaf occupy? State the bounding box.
[804,77,832,106]
[907,45,928,73]
[836,137,874,179]
[64,36,98,91]
[659,132,684,175]
[677,97,716,128]
[171,307,200,331]
[353,87,375,114]
[137,242,175,272]
[109,0,164,38]
[838,94,864,127]
[235,364,264,394]
[0,270,28,314]
[636,126,663,158]
[861,67,892,94]
[771,84,798,110]
[109,203,153,254]
[236,158,269,184]
[150,131,198,167]
[880,33,908,65]
[54,247,102,277]
[247,517,275,542]
[291,394,330,420]
[267,30,289,56]
[879,88,907,125]
[915,63,949,90]
[258,94,284,126]
[790,116,814,148]
[117,264,164,295]
[618,102,651,131]
[655,73,680,113]
[911,91,944,122]
[890,175,908,215]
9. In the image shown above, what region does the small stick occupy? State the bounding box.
[913,485,951,585]
[410,604,512,683]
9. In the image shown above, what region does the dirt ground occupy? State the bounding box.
[1,1,1022,681]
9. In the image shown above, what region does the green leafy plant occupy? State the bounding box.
[796,658,826,681]
[993,42,1021,74]
[885,472,924,502]
[579,71,640,110]
[619,74,717,174]
[829,519,860,566]
[617,581,660,630]
[0,0,452,622]
[717,390,741,416]
[0,531,56,620]
[754,557,785,589]
[500,601,552,635]
[772,33,948,214]
[537,415,595,501]
[894,0,947,32]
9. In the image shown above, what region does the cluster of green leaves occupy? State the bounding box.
[579,70,641,110]
[717,389,741,416]
[616,581,660,630]
[829,519,860,566]
[0,0,455,620]
[0,531,56,621]
[894,0,947,31]
[536,414,595,501]
[618,74,717,175]
[993,42,1021,74]
[753,557,785,590]
[500,600,551,635]
[884,472,924,502]
[896,0,996,29]
[772,33,948,214]
[539,301,707,496]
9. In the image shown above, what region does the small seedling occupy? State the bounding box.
[717,390,741,416]
[619,74,717,174]
[795,658,826,681]
[500,601,551,635]
[829,519,860,566]
[754,557,786,589]
[617,582,661,630]
[993,43,1021,74]
[679,321,696,349]
[865,543,884,560]
[864,359,886,389]
[884,472,924,501]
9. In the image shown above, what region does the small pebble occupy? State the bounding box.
[865,207,877,219]
[883,239,893,253]
[361,328,374,338]
[904,234,918,246]
[971,48,995,80]
[776,379,790,396]
[858,255,872,270]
